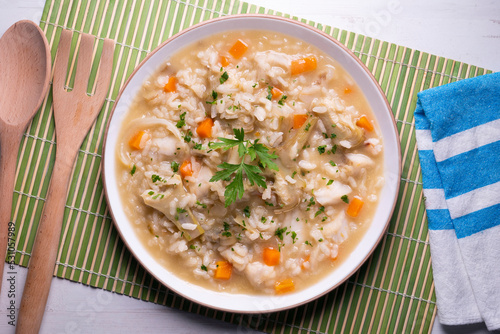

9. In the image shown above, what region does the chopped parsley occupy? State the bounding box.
[331,144,338,154]
[314,206,325,217]
[183,130,193,143]
[209,128,278,206]
[130,164,136,175]
[261,216,267,224]
[252,83,258,88]
[278,95,287,106]
[201,264,208,271]
[151,174,165,183]
[329,161,336,167]
[291,171,297,179]
[304,240,313,246]
[275,227,287,241]
[317,145,326,154]
[243,206,251,218]
[171,161,179,173]
[176,112,186,128]
[264,201,274,207]
[291,231,297,244]
[222,222,232,237]
[196,201,207,209]
[193,143,203,150]
[266,86,273,100]
[341,195,349,203]
[305,123,311,131]
[327,179,334,186]
[220,71,229,84]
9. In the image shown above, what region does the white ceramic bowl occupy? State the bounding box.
[102,15,401,313]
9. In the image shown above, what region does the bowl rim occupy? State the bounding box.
[101,14,401,313]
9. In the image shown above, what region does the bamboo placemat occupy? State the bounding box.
[9,0,493,332]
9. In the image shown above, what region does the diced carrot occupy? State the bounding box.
[292,114,308,129]
[271,87,283,99]
[291,56,317,75]
[300,255,310,270]
[180,160,193,178]
[356,116,374,132]
[196,118,214,138]
[220,55,230,67]
[344,87,352,94]
[129,130,148,150]
[254,131,261,137]
[263,247,280,266]
[163,76,177,93]
[228,39,248,59]
[214,261,232,280]
[275,278,295,294]
[346,196,364,217]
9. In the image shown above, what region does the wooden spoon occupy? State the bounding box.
[0,21,51,293]
[16,30,114,334]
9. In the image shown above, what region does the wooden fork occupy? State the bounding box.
[16,30,114,334]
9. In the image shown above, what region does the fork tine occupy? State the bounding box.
[92,38,115,103]
[73,33,95,96]
[53,29,72,92]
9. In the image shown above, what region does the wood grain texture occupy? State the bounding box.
[16,30,114,334]
[0,20,51,298]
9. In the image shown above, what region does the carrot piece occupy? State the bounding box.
[356,116,374,132]
[180,160,193,178]
[163,76,177,93]
[346,196,364,217]
[344,87,352,94]
[275,278,295,294]
[291,56,317,75]
[220,55,230,67]
[292,114,308,129]
[129,130,148,150]
[196,118,214,138]
[271,87,283,99]
[301,255,310,270]
[214,261,232,280]
[263,247,280,266]
[228,39,248,59]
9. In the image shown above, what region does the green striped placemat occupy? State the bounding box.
[9,0,493,332]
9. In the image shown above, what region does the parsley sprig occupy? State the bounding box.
[209,128,279,206]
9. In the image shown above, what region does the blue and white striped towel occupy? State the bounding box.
[414,71,500,330]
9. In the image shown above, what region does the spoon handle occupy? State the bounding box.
[16,146,77,334]
[0,127,23,295]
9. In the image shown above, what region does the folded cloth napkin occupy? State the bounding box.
[414,71,500,330]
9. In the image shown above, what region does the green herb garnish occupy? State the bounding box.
[278,95,287,106]
[171,161,179,173]
[176,112,186,128]
[275,227,287,241]
[243,206,251,218]
[341,195,349,203]
[209,128,278,206]
[130,164,136,175]
[220,71,229,84]
[266,86,273,100]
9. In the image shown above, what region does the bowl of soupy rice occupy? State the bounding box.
[102,15,401,313]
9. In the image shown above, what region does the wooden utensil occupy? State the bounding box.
[0,20,51,294]
[16,30,114,334]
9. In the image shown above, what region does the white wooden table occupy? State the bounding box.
[1,1,499,333]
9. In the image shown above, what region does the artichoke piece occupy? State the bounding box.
[141,177,204,241]
[273,171,301,214]
[277,116,318,167]
[315,110,363,148]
